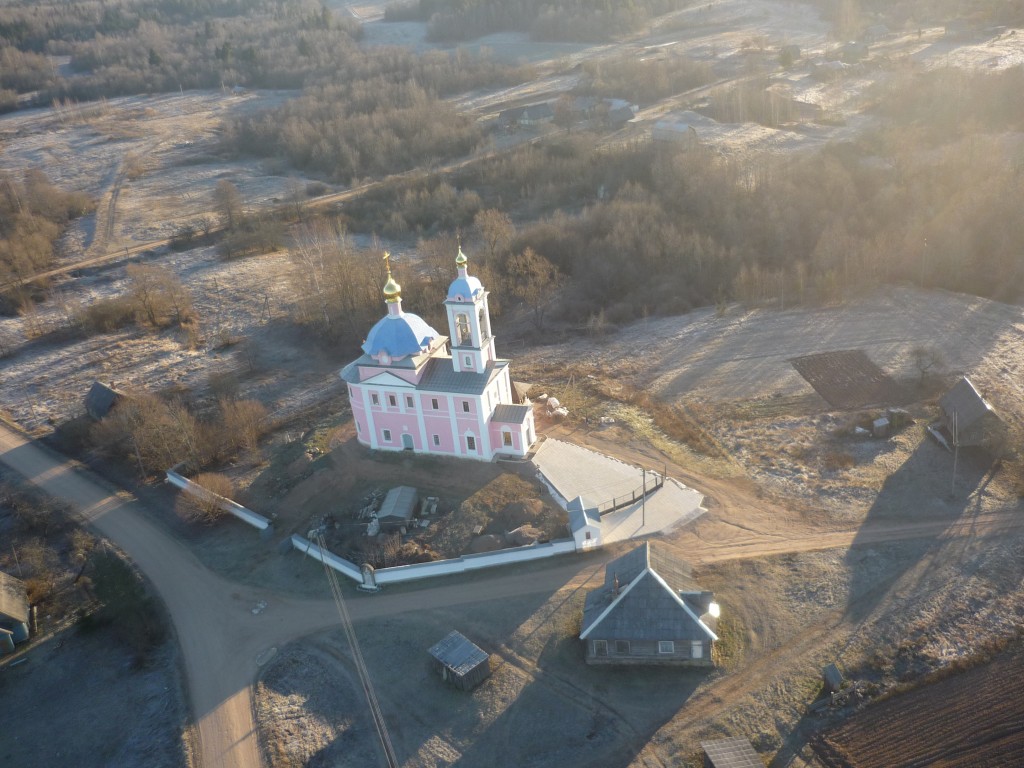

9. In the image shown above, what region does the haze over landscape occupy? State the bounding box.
[3,0,1024,766]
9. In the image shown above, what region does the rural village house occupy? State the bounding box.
[0,571,30,654]
[580,541,718,666]
[341,247,535,461]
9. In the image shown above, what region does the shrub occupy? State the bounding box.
[78,296,136,333]
[823,450,856,471]
[89,550,166,655]
[175,472,234,524]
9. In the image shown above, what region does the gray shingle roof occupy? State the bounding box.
[428,631,489,676]
[939,376,997,429]
[0,571,29,625]
[417,357,508,395]
[580,542,716,642]
[491,404,530,425]
[702,737,764,768]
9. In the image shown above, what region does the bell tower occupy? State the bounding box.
[445,246,496,373]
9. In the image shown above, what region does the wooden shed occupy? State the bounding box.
[938,377,1007,452]
[428,631,491,691]
[84,381,125,420]
[377,486,418,532]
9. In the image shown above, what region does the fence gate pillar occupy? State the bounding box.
[361,563,378,590]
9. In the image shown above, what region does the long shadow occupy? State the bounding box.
[844,438,992,624]
[281,556,710,768]
[769,440,998,766]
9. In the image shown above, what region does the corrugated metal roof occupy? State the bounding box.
[939,376,997,429]
[0,571,29,625]
[702,737,763,768]
[378,486,417,523]
[492,404,530,424]
[428,631,489,676]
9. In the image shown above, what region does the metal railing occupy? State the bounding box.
[593,464,666,517]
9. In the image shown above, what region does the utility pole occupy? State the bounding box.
[951,410,959,497]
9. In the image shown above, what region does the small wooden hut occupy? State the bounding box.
[938,377,1007,453]
[428,631,491,691]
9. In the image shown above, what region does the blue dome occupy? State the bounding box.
[447,274,483,301]
[362,312,439,357]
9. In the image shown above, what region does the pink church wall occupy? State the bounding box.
[488,422,521,453]
[422,413,456,452]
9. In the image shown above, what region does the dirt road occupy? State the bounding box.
[4,420,1024,766]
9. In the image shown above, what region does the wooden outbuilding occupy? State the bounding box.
[428,631,491,691]
[0,571,30,653]
[938,376,1007,453]
[376,486,418,532]
[84,381,125,420]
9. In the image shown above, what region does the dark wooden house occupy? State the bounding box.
[428,631,491,691]
[580,541,718,666]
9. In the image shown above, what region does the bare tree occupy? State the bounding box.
[507,247,560,330]
[910,345,945,386]
[213,179,243,231]
[126,263,192,327]
[553,93,574,135]
[92,393,206,475]
[175,472,234,524]
[473,208,514,267]
[218,397,269,455]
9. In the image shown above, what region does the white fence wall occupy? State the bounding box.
[289,535,578,587]
[165,470,271,531]
[291,535,363,582]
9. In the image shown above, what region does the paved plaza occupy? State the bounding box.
[532,439,705,544]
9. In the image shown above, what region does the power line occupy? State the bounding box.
[314,531,400,768]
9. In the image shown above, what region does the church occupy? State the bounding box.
[340,246,536,461]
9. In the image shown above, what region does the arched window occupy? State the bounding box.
[478,307,490,341]
[456,313,471,345]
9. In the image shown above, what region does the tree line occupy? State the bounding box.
[0,0,526,108]
[385,0,690,43]
[0,170,94,311]
[328,64,1024,326]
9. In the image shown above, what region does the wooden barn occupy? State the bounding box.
[938,376,1007,453]
[84,381,125,420]
[428,631,491,691]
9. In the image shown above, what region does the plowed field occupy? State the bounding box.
[790,350,908,409]
[814,646,1024,768]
